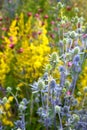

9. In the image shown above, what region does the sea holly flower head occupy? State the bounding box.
[38,79,45,90]
[49,79,56,90]
[73,46,80,55]
[50,52,59,64]
[55,105,61,113]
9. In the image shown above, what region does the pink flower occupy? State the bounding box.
[1,36,5,40]
[44,14,48,19]
[82,34,87,38]
[35,13,40,18]
[9,43,15,49]
[0,17,3,21]
[17,48,24,53]
[54,27,58,31]
[38,31,42,35]
[8,0,12,3]
[51,21,55,25]
[9,36,13,42]
[50,34,55,39]
[27,12,32,17]
[66,91,71,96]
[67,62,72,67]
[1,27,7,31]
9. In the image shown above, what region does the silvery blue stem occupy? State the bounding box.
[0,122,3,130]
[10,91,19,106]
[71,74,78,95]
[22,114,26,130]
[41,91,44,108]
[69,39,73,50]
[58,113,63,130]
[60,72,66,88]
[53,90,56,130]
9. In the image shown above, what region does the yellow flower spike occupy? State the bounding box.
[2,12,51,88]
[76,59,87,103]
[8,96,14,102]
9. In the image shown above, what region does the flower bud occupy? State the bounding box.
[2,97,8,104]
[63,38,67,44]
[73,114,80,121]
[73,54,80,63]
[66,53,72,61]
[50,52,59,63]
[66,6,72,11]
[7,87,12,92]
[57,2,63,9]
[63,106,69,113]
[44,14,48,19]
[49,79,56,89]
[55,105,61,113]
[38,80,45,90]
[74,7,79,13]
[62,88,66,93]
[20,101,25,106]
[74,16,79,23]
[70,31,77,39]
[17,128,22,130]
[83,87,87,93]
[59,66,65,72]
[73,46,80,54]
[0,109,3,114]
[19,104,26,111]
[65,80,70,88]
[67,62,72,67]
[77,92,82,96]
[45,64,52,72]
[9,43,15,49]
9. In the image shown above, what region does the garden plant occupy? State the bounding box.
[0,1,87,130]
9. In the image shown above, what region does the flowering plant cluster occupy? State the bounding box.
[0,12,51,90]
[0,1,87,130]
[30,2,87,129]
[31,41,87,130]
[0,86,28,130]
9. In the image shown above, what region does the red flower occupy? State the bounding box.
[0,17,3,21]
[44,14,48,19]
[27,12,32,17]
[9,43,15,49]
[1,27,7,31]
[66,91,71,96]
[66,6,72,11]
[35,13,40,18]
[67,62,72,67]
[38,31,42,35]
[17,48,24,53]
[51,21,55,25]
[9,36,13,42]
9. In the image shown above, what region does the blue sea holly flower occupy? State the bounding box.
[38,79,45,90]
[22,98,29,105]
[14,120,25,130]
[31,82,38,91]
[73,54,80,63]
[50,52,59,64]
[49,79,56,89]
[73,54,80,66]
[59,66,65,72]
[63,106,70,113]
[44,117,52,127]
[43,72,48,81]
[73,66,81,73]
